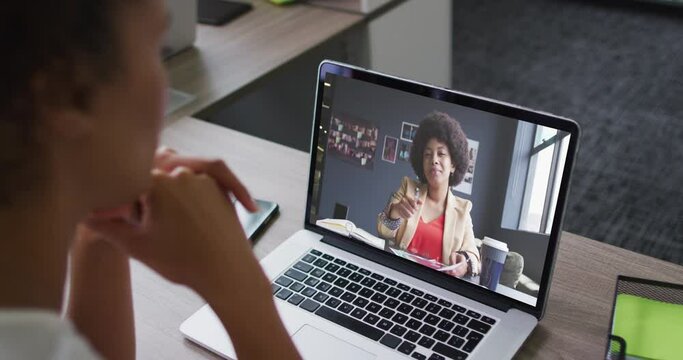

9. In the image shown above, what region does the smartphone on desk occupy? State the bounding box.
[197,0,253,26]
[234,198,279,241]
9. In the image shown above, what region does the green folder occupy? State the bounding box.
[612,294,683,360]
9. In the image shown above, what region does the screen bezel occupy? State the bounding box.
[304,60,581,319]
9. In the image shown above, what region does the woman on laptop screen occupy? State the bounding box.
[377,112,480,278]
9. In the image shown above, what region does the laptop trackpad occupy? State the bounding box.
[292,325,376,360]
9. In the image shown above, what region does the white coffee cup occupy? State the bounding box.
[479,237,509,291]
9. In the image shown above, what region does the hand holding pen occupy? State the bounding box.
[389,186,423,220]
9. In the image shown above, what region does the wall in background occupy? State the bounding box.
[368,0,452,88]
[316,75,549,282]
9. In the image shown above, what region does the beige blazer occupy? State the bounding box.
[377,177,481,274]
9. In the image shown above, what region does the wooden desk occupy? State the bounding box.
[518,233,683,359]
[164,1,370,123]
[134,117,683,359]
[136,2,683,359]
[137,3,397,357]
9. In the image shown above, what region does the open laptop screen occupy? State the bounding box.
[307,62,579,311]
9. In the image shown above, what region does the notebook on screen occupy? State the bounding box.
[180,60,581,360]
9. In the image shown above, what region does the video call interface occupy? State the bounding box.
[310,74,572,306]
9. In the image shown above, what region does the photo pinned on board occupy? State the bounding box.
[398,142,411,162]
[382,135,398,164]
[400,122,419,142]
[452,139,479,195]
[327,114,379,169]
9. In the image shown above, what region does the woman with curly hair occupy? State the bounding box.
[377,112,480,278]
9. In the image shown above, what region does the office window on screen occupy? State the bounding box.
[501,122,571,235]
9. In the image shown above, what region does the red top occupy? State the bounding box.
[407,214,445,262]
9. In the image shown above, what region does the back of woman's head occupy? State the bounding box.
[0,1,126,205]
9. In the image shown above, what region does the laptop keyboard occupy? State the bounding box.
[270,249,498,360]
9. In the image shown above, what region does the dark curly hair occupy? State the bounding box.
[0,0,129,204]
[409,112,469,186]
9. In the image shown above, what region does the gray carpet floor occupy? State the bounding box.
[450,0,683,265]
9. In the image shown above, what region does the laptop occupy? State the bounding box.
[180,60,581,359]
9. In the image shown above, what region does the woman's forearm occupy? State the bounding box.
[67,233,135,360]
[377,206,401,240]
[201,270,301,360]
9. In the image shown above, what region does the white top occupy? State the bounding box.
[0,310,101,360]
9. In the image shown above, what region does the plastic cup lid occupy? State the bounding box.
[482,236,508,252]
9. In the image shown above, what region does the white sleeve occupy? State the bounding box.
[0,310,102,360]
